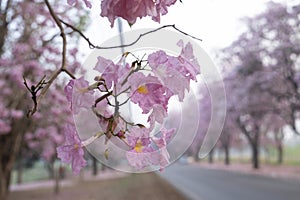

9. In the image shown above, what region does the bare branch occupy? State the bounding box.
[60,19,202,49]
[26,0,77,116]
[27,1,201,116]
[94,91,113,107]
[61,68,76,79]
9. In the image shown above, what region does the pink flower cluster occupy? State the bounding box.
[126,127,175,170]
[67,0,178,27]
[64,76,94,114]
[56,124,86,174]
[58,40,200,172]
[101,0,177,26]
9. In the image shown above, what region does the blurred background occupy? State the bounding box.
[1,0,300,200]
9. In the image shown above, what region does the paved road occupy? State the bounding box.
[159,164,300,200]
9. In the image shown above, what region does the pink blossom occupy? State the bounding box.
[35,128,48,138]
[148,41,200,101]
[125,127,175,170]
[67,0,92,8]
[152,0,177,22]
[28,141,39,149]
[125,127,159,169]
[0,120,11,135]
[153,128,174,147]
[94,56,130,91]
[42,141,56,161]
[10,110,24,119]
[64,77,94,114]
[24,132,34,141]
[177,40,201,81]
[152,128,175,170]
[100,0,177,27]
[128,71,161,91]
[126,146,160,170]
[126,126,151,147]
[56,124,86,175]
[100,0,156,27]
[148,104,168,128]
[128,73,173,114]
[94,56,119,89]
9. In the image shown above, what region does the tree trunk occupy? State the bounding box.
[193,143,202,162]
[92,156,98,176]
[101,163,106,171]
[251,143,259,169]
[277,144,283,164]
[224,145,230,165]
[0,116,30,200]
[0,172,8,200]
[237,118,260,169]
[0,1,9,56]
[208,148,214,164]
[275,129,284,165]
[194,153,200,162]
[0,170,10,200]
[54,167,60,195]
[47,161,55,179]
[17,159,23,184]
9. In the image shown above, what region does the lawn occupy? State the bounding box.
[8,173,187,200]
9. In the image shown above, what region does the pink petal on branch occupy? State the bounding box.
[100,0,178,27]
[148,41,200,101]
[64,77,94,114]
[125,127,159,170]
[126,146,160,170]
[128,72,172,114]
[177,39,201,80]
[152,128,175,170]
[152,0,177,22]
[56,124,86,175]
[100,0,156,27]
[148,104,168,128]
[94,56,130,91]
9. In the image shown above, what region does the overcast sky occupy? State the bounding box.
[81,0,290,58]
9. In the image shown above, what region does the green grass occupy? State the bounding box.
[201,144,300,166]
[283,144,300,166]
[11,162,49,184]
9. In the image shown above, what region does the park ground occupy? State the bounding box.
[8,171,187,200]
[7,161,300,200]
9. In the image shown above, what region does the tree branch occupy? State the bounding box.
[60,19,202,49]
[27,0,76,116]
[27,1,202,116]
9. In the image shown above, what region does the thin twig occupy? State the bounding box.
[94,91,113,107]
[61,68,76,79]
[27,1,201,116]
[60,19,202,49]
[27,0,76,116]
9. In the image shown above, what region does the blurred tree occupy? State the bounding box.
[221,2,300,168]
[188,85,211,162]
[219,111,242,165]
[261,114,286,164]
[0,0,86,199]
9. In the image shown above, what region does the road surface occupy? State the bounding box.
[159,164,300,200]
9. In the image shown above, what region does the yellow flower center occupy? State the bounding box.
[134,140,143,153]
[137,85,149,94]
[78,87,89,93]
[74,144,79,149]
